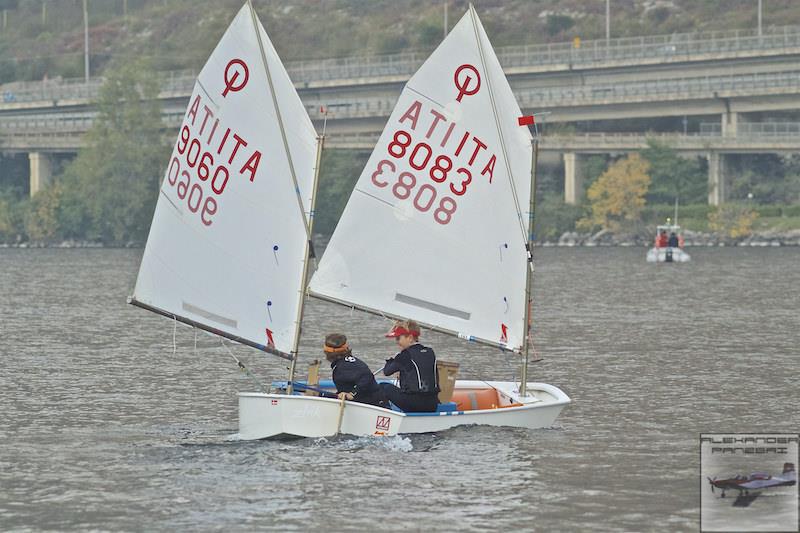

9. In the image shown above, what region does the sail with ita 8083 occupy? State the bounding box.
[309,6,533,353]
[130,2,319,360]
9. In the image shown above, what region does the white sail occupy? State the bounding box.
[131,3,318,357]
[309,7,532,352]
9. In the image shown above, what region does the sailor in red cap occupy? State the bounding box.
[381,320,439,412]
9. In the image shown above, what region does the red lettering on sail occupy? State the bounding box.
[187,95,200,126]
[454,64,481,102]
[164,91,266,226]
[398,100,422,130]
[240,151,262,182]
[370,97,500,226]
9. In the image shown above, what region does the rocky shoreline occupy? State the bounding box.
[549,229,800,247]
[3,229,800,248]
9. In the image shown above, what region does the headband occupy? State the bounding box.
[323,343,350,354]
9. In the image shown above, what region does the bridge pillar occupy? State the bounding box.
[28,152,53,197]
[563,152,584,205]
[707,152,727,206]
[721,111,738,137]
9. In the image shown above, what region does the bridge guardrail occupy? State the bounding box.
[3,67,800,131]
[285,25,800,82]
[3,68,800,132]
[298,69,800,118]
[3,25,800,106]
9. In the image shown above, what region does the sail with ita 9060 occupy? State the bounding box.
[130,3,318,359]
[309,6,533,353]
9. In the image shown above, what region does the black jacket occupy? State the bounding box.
[384,343,439,396]
[330,355,384,406]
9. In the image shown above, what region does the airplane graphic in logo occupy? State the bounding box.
[708,462,796,507]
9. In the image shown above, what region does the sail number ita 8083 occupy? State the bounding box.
[372,128,481,225]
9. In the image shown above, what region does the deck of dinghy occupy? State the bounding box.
[278,380,525,415]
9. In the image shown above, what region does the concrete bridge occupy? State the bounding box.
[3,24,800,203]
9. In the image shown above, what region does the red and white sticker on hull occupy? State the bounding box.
[376,416,392,432]
[310,7,532,352]
[132,4,317,355]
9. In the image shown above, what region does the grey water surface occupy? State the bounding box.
[1,247,798,532]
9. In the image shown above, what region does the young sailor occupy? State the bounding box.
[381,320,439,412]
[324,333,388,408]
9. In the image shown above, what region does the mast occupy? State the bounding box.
[674,196,679,228]
[520,136,539,396]
[286,132,325,394]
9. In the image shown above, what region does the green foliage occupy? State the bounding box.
[545,15,575,37]
[533,194,583,241]
[55,59,169,244]
[415,18,442,49]
[314,150,370,237]
[753,205,781,217]
[728,154,800,204]
[582,154,610,191]
[0,188,26,242]
[640,139,706,205]
[708,203,759,239]
[641,204,711,223]
[784,205,800,217]
[24,182,62,241]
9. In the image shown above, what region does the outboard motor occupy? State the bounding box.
[665,248,673,263]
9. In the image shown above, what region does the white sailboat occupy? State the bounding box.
[238,6,570,439]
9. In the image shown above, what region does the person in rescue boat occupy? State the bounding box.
[324,333,388,408]
[668,232,679,248]
[380,320,440,412]
[656,230,668,248]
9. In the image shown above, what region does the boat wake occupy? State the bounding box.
[311,434,415,453]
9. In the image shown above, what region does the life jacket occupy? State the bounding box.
[331,354,380,397]
[387,343,439,395]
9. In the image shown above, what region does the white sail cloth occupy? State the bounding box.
[310,8,532,351]
[132,4,317,356]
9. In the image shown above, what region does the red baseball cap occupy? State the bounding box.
[385,325,420,338]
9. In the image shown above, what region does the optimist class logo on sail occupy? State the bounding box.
[163,58,263,226]
[369,63,497,226]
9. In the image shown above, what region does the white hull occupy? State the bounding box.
[646,247,691,263]
[238,380,570,440]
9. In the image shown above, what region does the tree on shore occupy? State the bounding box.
[578,153,650,233]
[57,59,169,244]
[641,139,706,205]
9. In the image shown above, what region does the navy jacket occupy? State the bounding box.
[384,343,439,396]
[330,355,383,406]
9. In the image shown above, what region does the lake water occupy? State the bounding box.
[1,248,798,531]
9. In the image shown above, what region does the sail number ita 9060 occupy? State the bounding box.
[163,93,263,226]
